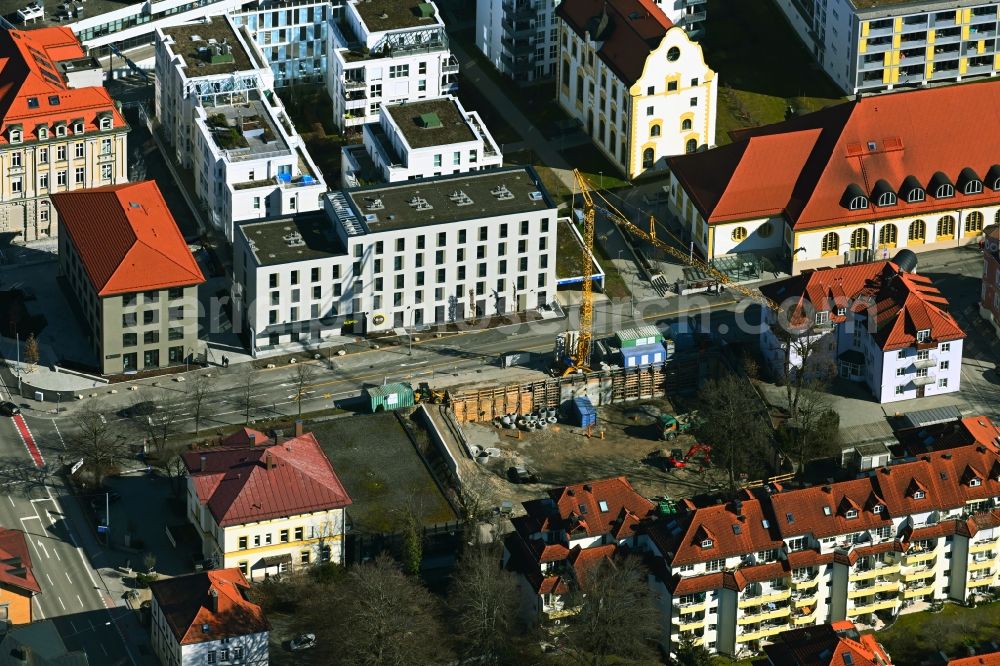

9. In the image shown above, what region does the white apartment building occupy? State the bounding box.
[232,167,558,352]
[341,95,503,187]
[155,16,327,240]
[149,569,270,666]
[759,258,965,404]
[183,427,352,579]
[476,0,707,83]
[230,0,332,88]
[665,81,1000,273]
[774,0,1000,95]
[327,0,459,132]
[556,0,718,179]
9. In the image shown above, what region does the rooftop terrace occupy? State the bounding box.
[353,0,439,32]
[161,18,255,77]
[240,213,344,267]
[205,97,290,160]
[338,167,555,234]
[385,97,476,150]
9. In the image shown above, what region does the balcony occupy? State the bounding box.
[677,599,708,615]
[913,356,936,369]
[343,77,365,91]
[442,57,459,74]
[740,622,789,643]
[791,577,819,591]
[849,597,898,615]
[676,614,707,632]
[970,556,996,571]
[903,549,937,566]
[791,606,818,626]
[968,573,997,588]
[901,565,936,583]
[851,560,899,581]
[738,604,791,625]
[738,588,791,608]
[903,582,935,599]
[849,580,899,598]
[792,590,818,607]
[913,373,936,386]
[971,538,999,553]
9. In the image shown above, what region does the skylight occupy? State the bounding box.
[598,500,609,512]
[578,504,588,515]
[761,519,770,529]
[48,95,60,106]
[732,524,742,535]
[26,97,38,109]
[823,506,832,516]
[786,512,795,524]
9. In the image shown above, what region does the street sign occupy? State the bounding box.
[97,525,108,534]
[70,458,84,475]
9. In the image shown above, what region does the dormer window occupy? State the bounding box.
[913,490,926,500]
[970,478,982,487]
[701,538,713,548]
[816,311,830,325]
[907,187,925,203]
[843,184,869,210]
[959,167,983,195]
[916,329,930,342]
[55,124,66,137]
[99,115,112,131]
[845,509,858,519]
[987,165,1000,191]
[872,505,883,514]
[872,179,896,207]
[930,171,955,198]
[72,121,84,135]
[37,126,47,140]
[8,128,21,144]
[836,307,846,316]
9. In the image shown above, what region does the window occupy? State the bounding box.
[873,505,883,514]
[938,377,949,388]
[940,360,949,370]
[208,651,216,664]
[650,124,660,137]
[452,151,461,165]
[681,118,692,131]
[646,105,654,116]
[418,61,427,74]
[74,142,84,159]
[280,529,289,542]
[896,367,906,376]
[101,138,112,155]
[907,186,925,203]
[966,211,984,235]
[850,227,869,250]
[690,97,698,107]
[295,527,303,540]
[433,154,442,168]
[8,129,20,143]
[965,178,983,195]
[936,182,955,198]
[877,190,896,207]
[38,148,47,163]
[122,333,137,347]
[667,80,678,91]
[144,331,159,344]
[895,385,905,395]
[74,167,84,184]
[701,538,714,548]
[122,313,137,327]
[269,274,278,288]
[941,343,951,352]
[878,224,897,247]
[239,536,248,550]
[253,197,260,210]
[685,139,697,153]
[848,195,868,210]
[815,311,829,325]
[787,537,805,551]
[730,226,748,242]
[821,232,840,255]
[10,177,21,194]
[101,163,112,180]
[57,145,66,161]
[389,64,409,78]
[667,46,680,61]
[168,327,184,341]
[913,490,926,499]
[10,152,20,167]
[706,558,724,572]
[39,174,48,189]
[845,509,858,519]
[909,219,926,241]
[642,148,654,168]
[916,329,930,342]
[143,310,157,325]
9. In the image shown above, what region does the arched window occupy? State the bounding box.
[731,226,748,241]
[850,228,869,250]
[642,147,654,168]
[650,124,661,137]
[935,183,955,198]
[965,179,983,195]
[685,139,697,154]
[908,219,926,242]
[937,215,956,239]
[758,222,773,238]
[681,118,693,131]
[965,210,984,235]
[821,232,839,255]
[561,60,570,86]
[599,120,606,143]
[878,224,897,248]
[877,191,896,207]
[848,196,868,210]
[906,187,925,203]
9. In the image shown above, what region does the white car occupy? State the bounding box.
[289,634,316,651]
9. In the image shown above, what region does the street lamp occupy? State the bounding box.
[599,171,604,189]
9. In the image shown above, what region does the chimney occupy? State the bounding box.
[248,434,256,447]
[200,455,207,472]
[208,588,219,613]
[265,452,275,470]
[9,647,28,664]
[294,420,304,437]
[822,485,831,493]
[583,484,592,493]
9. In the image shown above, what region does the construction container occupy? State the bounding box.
[569,397,597,427]
[615,325,664,349]
[366,382,415,412]
[620,342,666,368]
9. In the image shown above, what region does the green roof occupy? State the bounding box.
[367,382,413,398]
[419,112,441,128]
[417,2,435,18]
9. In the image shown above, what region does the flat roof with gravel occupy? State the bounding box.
[385,98,477,149]
[161,19,254,76]
[240,214,345,267]
[353,0,439,32]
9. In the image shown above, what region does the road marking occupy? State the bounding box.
[65,571,72,584]
[7,496,13,508]
[32,596,45,620]
[54,549,60,561]
[12,414,44,467]
[52,419,66,449]
[45,573,52,585]
[100,643,108,656]
[46,510,55,525]
[76,594,83,607]
[58,597,66,611]
[36,539,49,559]
[19,515,39,520]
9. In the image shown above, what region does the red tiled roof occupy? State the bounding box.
[51,181,205,296]
[182,432,351,527]
[522,476,655,540]
[770,478,891,540]
[896,416,1000,456]
[0,28,127,144]
[670,498,784,565]
[668,80,1000,230]
[948,652,1000,666]
[557,0,673,86]
[764,620,893,666]
[568,543,616,587]
[0,527,39,595]
[761,261,964,350]
[149,569,269,646]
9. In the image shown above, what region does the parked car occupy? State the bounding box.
[0,402,20,417]
[289,633,316,651]
[121,401,156,418]
[508,465,538,484]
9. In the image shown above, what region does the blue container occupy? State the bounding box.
[620,342,666,368]
[570,397,597,427]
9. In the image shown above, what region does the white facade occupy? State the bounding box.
[341,96,503,187]
[186,476,347,579]
[326,0,459,131]
[155,16,327,241]
[233,167,559,352]
[557,8,717,179]
[230,0,332,88]
[774,0,1000,95]
[475,0,562,82]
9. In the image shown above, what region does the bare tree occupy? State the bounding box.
[291,362,316,419]
[23,333,39,369]
[449,543,522,666]
[563,555,660,665]
[779,381,841,471]
[134,399,182,456]
[302,554,450,666]
[694,375,772,494]
[66,407,129,483]
[236,368,257,425]
[187,374,214,435]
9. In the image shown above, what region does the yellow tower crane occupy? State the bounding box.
[563,169,596,375]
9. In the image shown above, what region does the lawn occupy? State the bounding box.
[874,600,1000,663]
[701,0,846,144]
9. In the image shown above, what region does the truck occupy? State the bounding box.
[659,412,696,440]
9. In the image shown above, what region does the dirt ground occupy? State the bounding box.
[464,398,727,502]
